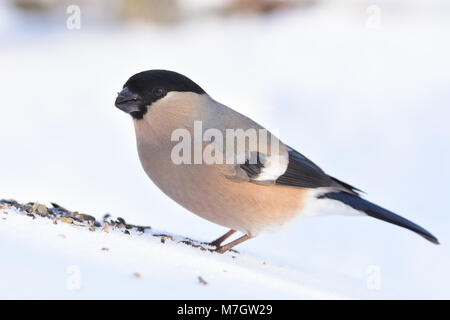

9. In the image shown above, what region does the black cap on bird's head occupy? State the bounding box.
[115,70,206,119]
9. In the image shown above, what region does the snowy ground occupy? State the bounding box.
[1,202,354,299]
[1,1,450,299]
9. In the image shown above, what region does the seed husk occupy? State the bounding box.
[58,217,74,224]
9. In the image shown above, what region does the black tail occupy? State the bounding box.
[318,191,439,244]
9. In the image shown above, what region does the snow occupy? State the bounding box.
[0,205,347,299]
[1,1,450,298]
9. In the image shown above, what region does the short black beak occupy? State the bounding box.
[115,87,143,113]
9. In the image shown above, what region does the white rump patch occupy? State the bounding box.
[299,188,364,218]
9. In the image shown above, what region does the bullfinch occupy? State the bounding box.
[115,69,438,253]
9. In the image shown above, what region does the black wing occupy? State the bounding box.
[240,148,361,194]
[275,149,332,188]
[277,148,361,194]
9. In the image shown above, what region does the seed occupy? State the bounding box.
[36,205,47,216]
[51,202,69,212]
[58,217,74,224]
[80,214,95,222]
[72,220,86,227]
[198,276,208,285]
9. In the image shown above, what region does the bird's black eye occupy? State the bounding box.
[152,87,165,98]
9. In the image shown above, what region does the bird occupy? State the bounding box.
[115,69,439,253]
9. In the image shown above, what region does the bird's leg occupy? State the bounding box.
[216,234,251,254]
[209,229,236,247]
